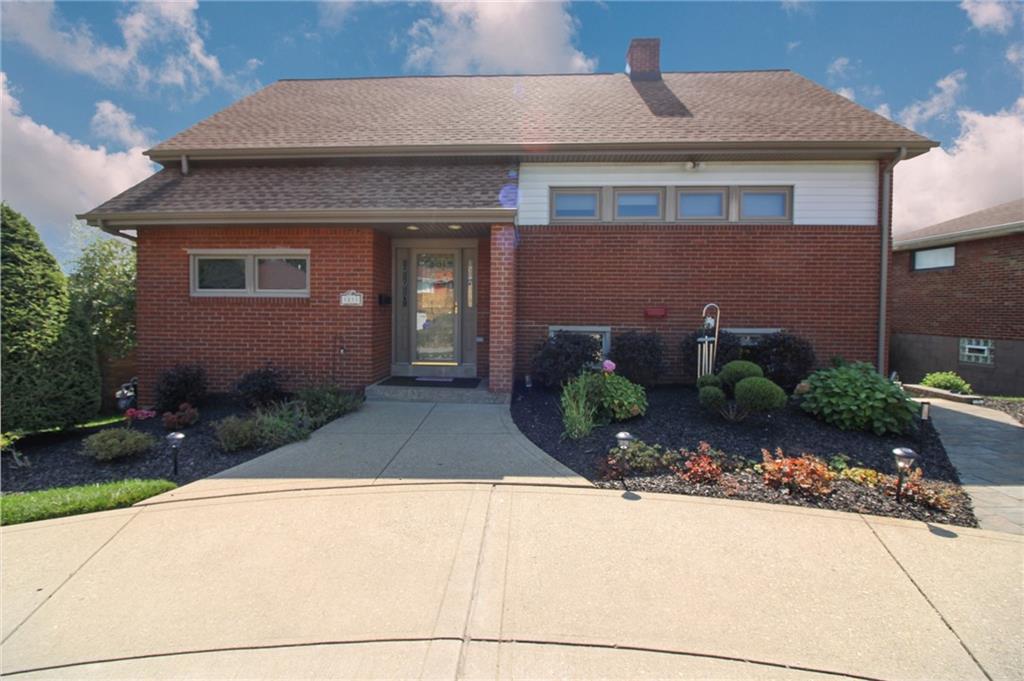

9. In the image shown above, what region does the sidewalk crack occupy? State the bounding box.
[373,402,437,484]
[454,484,496,679]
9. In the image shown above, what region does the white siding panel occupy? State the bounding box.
[517,161,878,226]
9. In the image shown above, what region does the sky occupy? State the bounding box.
[1,0,1022,263]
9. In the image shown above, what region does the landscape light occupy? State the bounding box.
[166,431,185,476]
[616,431,635,450]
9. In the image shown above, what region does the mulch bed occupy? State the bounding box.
[512,383,977,527]
[1,396,271,494]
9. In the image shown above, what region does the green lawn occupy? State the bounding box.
[0,479,177,526]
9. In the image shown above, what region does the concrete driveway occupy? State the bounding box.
[2,402,1022,680]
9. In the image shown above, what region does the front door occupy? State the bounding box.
[392,241,477,378]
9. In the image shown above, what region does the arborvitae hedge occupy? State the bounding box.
[1,204,100,432]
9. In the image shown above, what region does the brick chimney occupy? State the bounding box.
[626,38,661,81]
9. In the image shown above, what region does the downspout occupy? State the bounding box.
[877,147,907,373]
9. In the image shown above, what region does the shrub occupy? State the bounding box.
[68,237,136,358]
[921,371,973,394]
[609,331,664,386]
[749,333,816,390]
[561,374,597,440]
[800,363,918,435]
[297,385,363,428]
[214,415,262,452]
[886,468,956,511]
[828,454,850,472]
[531,332,602,389]
[698,386,727,412]
[696,373,721,389]
[83,428,156,461]
[611,439,668,473]
[162,403,199,430]
[841,467,884,487]
[719,403,749,423]
[680,329,743,378]
[236,367,286,407]
[154,365,207,412]
[254,401,312,449]
[718,360,764,392]
[734,377,787,413]
[2,204,101,433]
[599,373,648,420]
[761,448,835,497]
[674,453,723,484]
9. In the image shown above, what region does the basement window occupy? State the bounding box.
[190,250,310,297]
[912,246,955,271]
[548,325,611,358]
[959,338,994,366]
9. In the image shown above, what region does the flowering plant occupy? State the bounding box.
[124,408,157,421]
[602,359,616,373]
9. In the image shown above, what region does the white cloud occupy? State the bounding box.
[781,0,811,15]
[897,70,966,131]
[405,2,596,75]
[827,56,851,79]
[835,87,856,101]
[0,73,155,258]
[318,1,356,30]
[874,103,893,119]
[1007,43,1024,78]
[786,41,801,53]
[1,1,257,98]
[90,101,152,149]
[959,0,1016,33]
[894,97,1024,232]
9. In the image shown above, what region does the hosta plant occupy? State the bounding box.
[921,371,972,394]
[800,362,918,435]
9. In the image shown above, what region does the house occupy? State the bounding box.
[890,198,1024,396]
[80,38,935,400]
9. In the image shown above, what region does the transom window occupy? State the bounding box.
[739,188,792,222]
[190,250,310,297]
[912,246,955,271]
[614,189,664,220]
[551,188,601,221]
[678,188,728,220]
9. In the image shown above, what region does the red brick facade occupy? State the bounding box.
[488,224,518,392]
[890,234,1024,340]
[136,226,395,401]
[514,223,884,382]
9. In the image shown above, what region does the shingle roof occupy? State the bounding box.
[895,198,1024,248]
[83,161,517,218]
[149,71,932,157]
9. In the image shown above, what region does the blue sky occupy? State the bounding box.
[2,1,1022,261]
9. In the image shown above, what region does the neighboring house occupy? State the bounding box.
[80,39,935,399]
[890,198,1024,396]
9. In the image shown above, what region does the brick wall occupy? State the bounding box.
[488,224,517,392]
[890,233,1024,339]
[515,223,884,382]
[135,225,392,403]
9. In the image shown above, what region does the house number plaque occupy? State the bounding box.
[340,290,364,306]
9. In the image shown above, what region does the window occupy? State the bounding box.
[959,338,994,366]
[912,246,955,271]
[614,189,664,220]
[724,327,782,347]
[548,325,611,358]
[551,189,600,221]
[190,251,309,297]
[677,188,728,221]
[739,187,792,222]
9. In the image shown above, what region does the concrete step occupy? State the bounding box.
[365,379,510,404]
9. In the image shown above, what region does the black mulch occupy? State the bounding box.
[2,396,272,493]
[511,383,977,527]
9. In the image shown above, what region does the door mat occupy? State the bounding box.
[380,377,482,389]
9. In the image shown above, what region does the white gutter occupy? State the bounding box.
[878,147,907,373]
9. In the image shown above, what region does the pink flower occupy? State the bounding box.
[602,359,616,373]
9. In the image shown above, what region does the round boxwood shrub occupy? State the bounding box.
[83,428,156,461]
[734,377,787,413]
[531,332,602,389]
[698,386,727,412]
[696,373,721,389]
[921,371,972,394]
[749,333,816,391]
[718,360,764,392]
[801,362,918,435]
[680,329,743,378]
[154,364,208,412]
[609,331,664,386]
[236,367,285,407]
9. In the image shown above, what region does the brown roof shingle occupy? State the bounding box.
[895,198,1024,248]
[149,71,932,157]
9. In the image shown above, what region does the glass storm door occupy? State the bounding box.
[413,251,459,365]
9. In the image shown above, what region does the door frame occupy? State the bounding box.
[391,238,479,378]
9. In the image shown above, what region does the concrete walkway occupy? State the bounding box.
[927,399,1024,535]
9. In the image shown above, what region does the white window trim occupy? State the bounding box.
[188,249,310,298]
[548,325,611,357]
